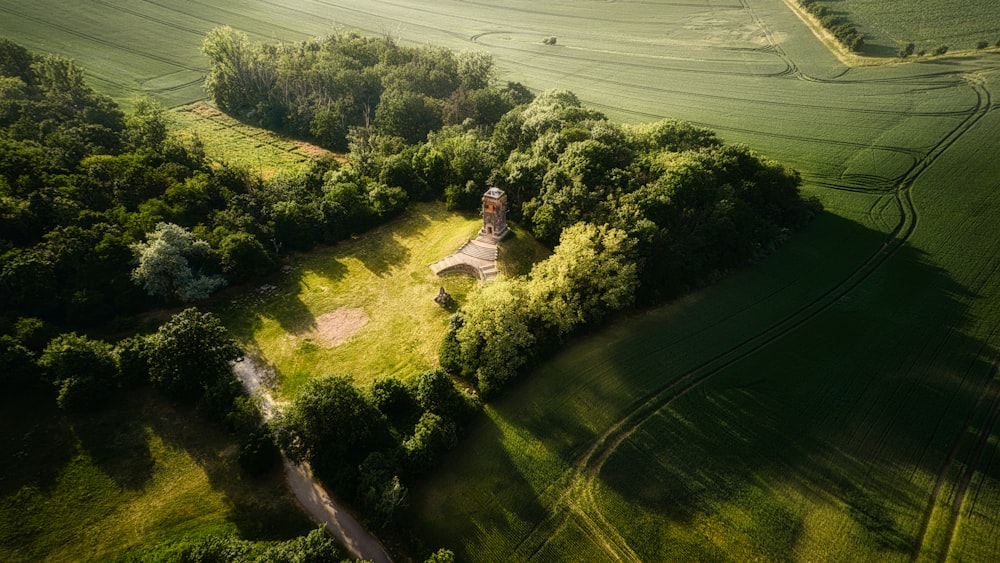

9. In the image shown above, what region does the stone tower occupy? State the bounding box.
[478,187,509,243]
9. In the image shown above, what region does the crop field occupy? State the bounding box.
[834,0,1000,56]
[3,0,1000,561]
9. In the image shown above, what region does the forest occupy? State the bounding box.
[1,27,817,558]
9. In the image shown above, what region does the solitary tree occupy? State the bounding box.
[145,307,242,405]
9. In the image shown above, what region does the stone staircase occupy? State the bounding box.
[430,239,500,281]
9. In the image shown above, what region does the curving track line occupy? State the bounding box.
[0,4,206,73]
[514,37,995,563]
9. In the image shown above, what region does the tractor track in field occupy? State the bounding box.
[0,4,206,73]
[515,61,993,563]
[908,76,996,563]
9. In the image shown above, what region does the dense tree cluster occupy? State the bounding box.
[799,0,865,52]
[429,91,819,394]
[201,27,530,149]
[275,370,478,528]
[0,38,421,334]
[179,527,342,563]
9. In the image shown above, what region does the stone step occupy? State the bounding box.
[460,240,498,261]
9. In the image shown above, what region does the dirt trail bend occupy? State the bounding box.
[233,359,393,563]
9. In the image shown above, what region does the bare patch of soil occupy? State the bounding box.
[310,308,369,347]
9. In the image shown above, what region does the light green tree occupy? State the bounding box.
[131,222,226,301]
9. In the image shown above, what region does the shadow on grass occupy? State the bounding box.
[136,389,315,540]
[593,215,996,558]
[0,388,74,496]
[345,209,434,277]
[402,413,546,561]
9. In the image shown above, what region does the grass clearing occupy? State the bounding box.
[169,102,338,178]
[0,389,313,562]
[215,203,548,397]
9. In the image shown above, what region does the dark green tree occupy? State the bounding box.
[38,332,117,411]
[145,308,242,404]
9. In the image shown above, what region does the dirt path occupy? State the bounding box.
[233,358,393,563]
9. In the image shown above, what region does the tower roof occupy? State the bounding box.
[484,187,504,199]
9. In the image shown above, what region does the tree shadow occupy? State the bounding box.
[591,214,997,558]
[402,413,546,561]
[0,388,75,496]
[71,397,155,491]
[139,392,315,541]
[357,234,411,278]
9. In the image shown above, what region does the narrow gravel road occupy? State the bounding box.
[233,359,393,563]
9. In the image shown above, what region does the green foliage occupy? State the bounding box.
[113,333,151,387]
[425,548,456,563]
[238,424,281,477]
[933,44,949,55]
[218,230,274,284]
[404,411,457,475]
[179,527,341,563]
[131,222,227,302]
[38,332,117,411]
[370,375,421,430]
[799,0,865,52]
[410,369,475,425]
[279,374,392,490]
[145,307,242,404]
[124,96,169,153]
[200,29,512,151]
[0,334,39,388]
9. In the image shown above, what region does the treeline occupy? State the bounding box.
[0,37,425,334]
[799,0,865,52]
[201,27,532,149]
[274,370,479,530]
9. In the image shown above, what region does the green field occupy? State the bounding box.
[0,389,313,562]
[3,0,1000,561]
[836,0,1000,56]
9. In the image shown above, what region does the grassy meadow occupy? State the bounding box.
[0,388,314,562]
[836,0,1000,56]
[2,0,1000,561]
[214,203,548,398]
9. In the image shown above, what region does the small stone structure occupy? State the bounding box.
[429,188,507,282]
